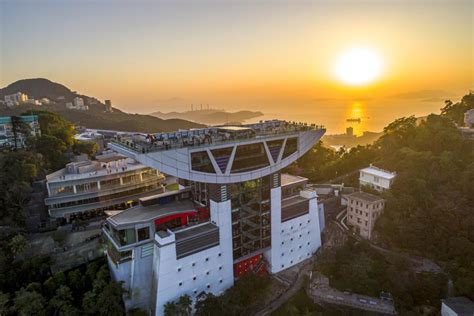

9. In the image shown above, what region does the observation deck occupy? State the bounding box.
[109,120,325,184]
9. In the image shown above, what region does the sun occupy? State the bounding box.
[333,46,383,86]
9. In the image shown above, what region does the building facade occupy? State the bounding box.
[4,92,28,107]
[346,191,384,239]
[359,165,396,191]
[0,115,41,148]
[45,153,166,222]
[104,120,326,314]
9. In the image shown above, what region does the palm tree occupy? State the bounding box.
[9,234,29,259]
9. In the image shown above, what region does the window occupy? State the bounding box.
[281,253,284,257]
[231,143,270,173]
[211,147,233,173]
[282,137,297,159]
[266,139,284,162]
[205,257,209,262]
[179,282,183,286]
[192,262,196,267]
[193,276,197,281]
[219,279,223,283]
[115,228,136,246]
[137,227,150,241]
[207,284,211,289]
[219,266,223,270]
[206,271,210,275]
[177,267,181,272]
[191,151,215,173]
[218,253,222,257]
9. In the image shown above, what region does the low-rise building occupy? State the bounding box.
[359,165,396,191]
[66,97,89,110]
[0,115,41,148]
[4,92,28,107]
[45,153,166,222]
[346,191,384,239]
[464,109,474,128]
[441,297,474,316]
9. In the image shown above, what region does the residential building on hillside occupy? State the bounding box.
[464,109,474,128]
[4,92,28,107]
[359,164,397,191]
[0,115,41,148]
[45,153,166,222]
[441,297,474,316]
[104,120,326,314]
[346,191,384,239]
[66,97,88,110]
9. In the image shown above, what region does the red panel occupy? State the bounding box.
[154,211,197,226]
[233,253,264,278]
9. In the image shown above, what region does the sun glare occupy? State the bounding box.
[334,46,383,86]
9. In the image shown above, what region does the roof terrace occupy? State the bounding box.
[112,120,324,154]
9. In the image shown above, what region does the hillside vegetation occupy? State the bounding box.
[295,93,474,305]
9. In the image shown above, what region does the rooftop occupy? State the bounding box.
[46,155,149,183]
[360,165,397,179]
[347,191,384,203]
[113,120,324,154]
[442,297,474,315]
[108,199,196,227]
[281,173,308,187]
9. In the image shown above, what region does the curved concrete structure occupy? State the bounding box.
[109,128,325,184]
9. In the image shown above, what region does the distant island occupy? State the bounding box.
[150,109,264,125]
[0,78,204,133]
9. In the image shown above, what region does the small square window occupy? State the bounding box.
[206,271,210,275]
[137,227,150,241]
[194,290,198,294]
[281,253,284,257]
[177,267,181,272]
[205,257,209,262]
[193,276,197,281]
[207,284,211,289]
[192,262,196,267]
[219,266,223,270]
[178,282,183,286]
[281,264,284,268]
[219,279,223,283]
[218,253,222,257]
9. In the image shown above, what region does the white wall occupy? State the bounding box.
[359,171,392,191]
[265,188,322,274]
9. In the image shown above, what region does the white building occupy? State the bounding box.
[45,153,166,222]
[4,92,28,107]
[441,297,474,316]
[464,109,474,128]
[66,97,88,110]
[346,191,384,239]
[104,120,326,314]
[359,165,396,191]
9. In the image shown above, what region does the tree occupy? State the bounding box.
[73,140,99,158]
[0,292,10,315]
[13,288,46,316]
[48,285,78,316]
[9,235,29,259]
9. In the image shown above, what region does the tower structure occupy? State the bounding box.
[104,120,326,314]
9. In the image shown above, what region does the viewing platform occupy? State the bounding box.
[108,120,325,184]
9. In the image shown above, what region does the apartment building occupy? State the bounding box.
[359,165,397,191]
[4,92,28,107]
[346,191,384,239]
[45,153,166,222]
[0,115,41,148]
[104,120,326,314]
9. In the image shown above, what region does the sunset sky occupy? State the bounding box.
[1,0,473,133]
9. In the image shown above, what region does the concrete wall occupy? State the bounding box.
[265,188,322,274]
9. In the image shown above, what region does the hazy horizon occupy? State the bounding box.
[1,0,473,134]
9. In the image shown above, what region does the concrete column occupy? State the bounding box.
[73,185,77,194]
[97,180,101,190]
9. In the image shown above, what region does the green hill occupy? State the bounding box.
[0,78,204,132]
